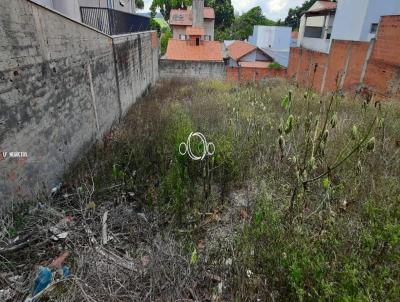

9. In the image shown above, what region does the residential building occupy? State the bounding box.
[248,26,292,67]
[291,32,298,47]
[297,0,400,53]
[331,0,400,41]
[226,40,273,68]
[165,0,222,61]
[169,0,215,41]
[297,0,336,53]
[30,0,148,35]
[31,0,137,22]
[166,29,223,61]
[166,0,222,62]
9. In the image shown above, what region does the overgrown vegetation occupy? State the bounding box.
[269,61,283,69]
[1,79,399,301]
[160,28,172,55]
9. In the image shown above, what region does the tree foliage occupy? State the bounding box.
[160,30,172,55]
[135,0,144,10]
[149,1,274,42]
[283,0,317,30]
[229,6,275,40]
[150,0,191,20]
[204,0,235,30]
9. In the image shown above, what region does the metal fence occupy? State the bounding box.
[80,7,150,36]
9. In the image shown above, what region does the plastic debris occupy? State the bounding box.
[51,182,62,196]
[62,266,70,278]
[137,213,148,222]
[49,217,73,241]
[25,252,71,302]
[50,231,69,241]
[32,267,52,297]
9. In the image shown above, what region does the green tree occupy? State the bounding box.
[230,6,275,40]
[160,30,172,55]
[204,0,235,31]
[214,28,230,41]
[150,0,234,33]
[150,0,191,20]
[283,0,317,30]
[135,0,144,9]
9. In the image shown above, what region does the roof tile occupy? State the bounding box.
[166,39,223,61]
[228,41,257,61]
[306,1,336,13]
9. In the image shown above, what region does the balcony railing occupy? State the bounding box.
[80,7,150,36]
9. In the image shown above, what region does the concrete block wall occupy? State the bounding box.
[159,60,226,80]
[159,60,286,83]
[0,0,158,204]
[287,15,400,99]
[113,32,159,114]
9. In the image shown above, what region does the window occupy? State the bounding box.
[304,26,323,38]
[196,37,200,46]
[370,23,378,34]
[179,34,186,40]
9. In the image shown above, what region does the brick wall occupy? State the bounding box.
[0,0,158,203]
[288,15,400,99]
[226,66,286,82]
[113,33,159,115]
[364,15,400,98]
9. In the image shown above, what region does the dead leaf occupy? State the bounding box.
[86,201,96,210]
[239,209,249,220]
[141,255,150,268]
[197,240,206,251]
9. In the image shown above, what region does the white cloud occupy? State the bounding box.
[267,0,290,12]
[142,0,152,11]
[232,0,304,20]
[140,0,304,21]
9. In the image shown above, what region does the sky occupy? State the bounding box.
[140,0,305,21]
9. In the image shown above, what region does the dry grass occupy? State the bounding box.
[1,79,399,301]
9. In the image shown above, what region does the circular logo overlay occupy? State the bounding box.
[179,132,215,161]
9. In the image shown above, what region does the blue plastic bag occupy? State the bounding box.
[32,266,52,296]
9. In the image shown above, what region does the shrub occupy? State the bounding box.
[269,61,283,69]
[160,30,172,56]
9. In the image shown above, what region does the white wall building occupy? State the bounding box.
[331,0,400,41]
[248,26,291,67]
[297,0,400,53]
[32,0,136,22]
[297,0,336,53]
